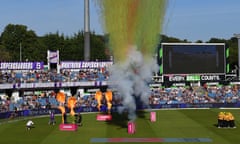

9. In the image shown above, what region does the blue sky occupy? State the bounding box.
[1,0,240,42]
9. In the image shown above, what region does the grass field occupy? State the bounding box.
[0,108,240,144]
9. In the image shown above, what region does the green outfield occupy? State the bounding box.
[0,108,240,144]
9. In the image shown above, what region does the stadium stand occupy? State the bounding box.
[0,66,240,118]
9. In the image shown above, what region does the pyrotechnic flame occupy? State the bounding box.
[57,92,66,123]
[105,90,113,114]
[57,92,65,103]
[67,97,77,116]
[95,91,102,111]
[58,106,65,124]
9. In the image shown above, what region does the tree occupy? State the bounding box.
[61,31,84,60]
[0,44,11,61]
[90,33,109,61]
[0,24,26,60]
[206,37,238,72]
[0,24,42,61]
[227,37,238,70]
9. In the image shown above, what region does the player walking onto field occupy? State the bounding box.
[26,120,34,130]
[48,110,56,125]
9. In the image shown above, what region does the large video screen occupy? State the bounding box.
[162,43,225,74]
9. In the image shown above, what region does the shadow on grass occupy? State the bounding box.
[105,110,148,129]
[213,123,219,128]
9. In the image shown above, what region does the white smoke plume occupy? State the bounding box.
[109,46,159,121]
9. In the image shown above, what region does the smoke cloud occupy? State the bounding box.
[109,46,159,120]
[96,0,167,120]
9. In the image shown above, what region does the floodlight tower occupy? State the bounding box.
[233,33,240,78]
[84,0,90,61]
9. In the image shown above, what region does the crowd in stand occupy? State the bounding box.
[0,68,109,84]
[0,90,98,113]
[0,84,240,113]
[0,68,240,113]
[149,85,240,105]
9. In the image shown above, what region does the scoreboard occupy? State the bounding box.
[161,43,226,75]
[156,43,228,86]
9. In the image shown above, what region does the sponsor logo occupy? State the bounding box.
[0,62,32,69]
[169,76,185,82]
[62,125,73,129]
[96,114,112,121]
[200,75,220,81]
[60,61,113,69]
[0,62,43,70]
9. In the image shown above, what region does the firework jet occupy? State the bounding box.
[97,0,167,120]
